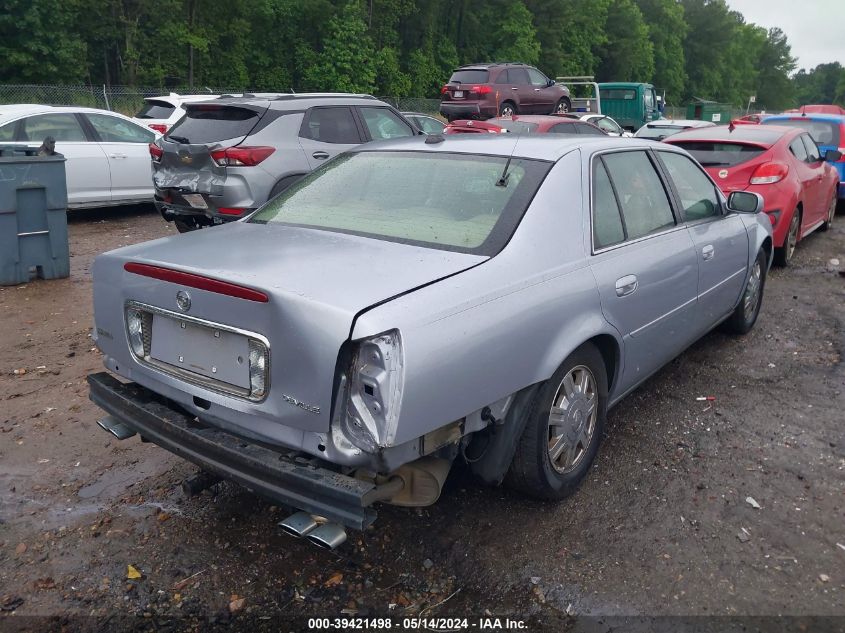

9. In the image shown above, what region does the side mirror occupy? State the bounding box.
[823,149,842,161]
[547,79,555,87]
[727,190,763,214]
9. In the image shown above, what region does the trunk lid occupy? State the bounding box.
[153,103,267,194]
[94,223,486,435]
[669,140,772,193]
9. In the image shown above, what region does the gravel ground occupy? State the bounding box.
[1,205,844,631]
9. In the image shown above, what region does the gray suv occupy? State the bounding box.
[151,94,418,231]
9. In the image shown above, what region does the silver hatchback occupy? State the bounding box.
[151,94,418,231]
[90,135,772,534]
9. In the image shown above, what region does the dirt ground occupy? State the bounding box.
[1,205,844,632]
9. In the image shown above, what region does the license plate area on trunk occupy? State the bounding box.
[150,314,250,389]
[181,193,208,209]
[453,90,464,99]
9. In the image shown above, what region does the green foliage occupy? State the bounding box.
[0,0,836,111]
[598,0,654,83]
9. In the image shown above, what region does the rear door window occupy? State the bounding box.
[789,137,808,162]
[575,123,606,136]
[592,160,625,248]
[495,70,511,84]
[509,68,530,85]
[548,123,579,135]
[358,107,414,141]
[22,113,87,142]
[85,113,155,143]
[135,100,176,119]
[671,141,766,167]
[301,107,361,144]
[802,134,822,162]
[167,105,260,144]
[602,151,675,240]
[449,69,489,84]
[658,151,720,221]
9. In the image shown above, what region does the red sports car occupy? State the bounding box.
[443,115,607,136]
[665,125,840,266]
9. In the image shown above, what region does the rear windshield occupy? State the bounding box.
[489,120,539,134]
[135,100,176,119]
[449,69,489,84]
[166,105,260,144]
[762,118,841,146]
[600,89,636,100]
[249,151,551,255]
[670,142,766,167]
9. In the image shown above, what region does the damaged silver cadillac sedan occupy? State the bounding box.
[88,134,772,543]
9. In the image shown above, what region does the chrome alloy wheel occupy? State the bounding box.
[743,258,762,321]
[547,365,597,474]
[555,100,569,113]
[500,104,515,117]
[786,212,800,261]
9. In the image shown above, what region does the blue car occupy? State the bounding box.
[762,113,845,199]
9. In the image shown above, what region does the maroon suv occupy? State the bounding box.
[439,63,571,122]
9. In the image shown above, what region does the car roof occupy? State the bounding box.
[144,94,221,105]
[492,115,575,124]
[454,62,531,70]
[665,125,796,146]
[764,113,845,123]
[0,104,133,121]
[353,134,669,162]
[188,93,388,110]
[642,119,714,128]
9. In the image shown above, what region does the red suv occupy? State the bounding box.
[439,63,571,122]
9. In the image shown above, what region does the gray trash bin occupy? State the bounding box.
[0,145,69,286]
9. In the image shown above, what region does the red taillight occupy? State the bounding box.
[440,85,449,95]
[124,263,269,303]
[149,143,163,162]
[218,207,244,216]
[210,146,275,167]
[471,85,493,95]
[750,162,789,185]
[148,123,168,134]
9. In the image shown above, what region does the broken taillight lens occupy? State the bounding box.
[149,143,163,163]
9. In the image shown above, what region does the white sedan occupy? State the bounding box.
[568,113,633,137]
[0,105,160,209]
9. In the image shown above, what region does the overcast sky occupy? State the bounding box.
[727,0,844,72]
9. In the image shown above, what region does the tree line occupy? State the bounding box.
[0,0,839,111]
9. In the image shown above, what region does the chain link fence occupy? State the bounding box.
[0,84,443,117]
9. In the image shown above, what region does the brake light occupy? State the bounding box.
[149,143,163,162]
[124,263,269,303]
[750,162,789,185]
[218,207,244,216]
[210,146,275,167]
[441,85,449,95]
[471,85,493,95]
[148,123,168,134]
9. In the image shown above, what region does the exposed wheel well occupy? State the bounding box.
[761,236,773,262]
[586,334,619,395]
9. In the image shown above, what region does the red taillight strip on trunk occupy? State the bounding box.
[124,263,269,303]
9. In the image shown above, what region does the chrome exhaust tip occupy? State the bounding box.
[278,512,319,538]
[306,523,347,550]
[97,416,136,441]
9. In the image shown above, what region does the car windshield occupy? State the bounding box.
[762,118,841,146]
[489,120,539,134]
[636,125,686,140]
[249,151,551,255]
[166,105,259,144]
[136,100,176,119]
[449,69,489,84]
[671,141,766,167]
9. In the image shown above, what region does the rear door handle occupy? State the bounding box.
[511,87,519,90]
[312,151,330,160]
[534,88,541,91]
[615,274,638,297]
[702,244,715,260]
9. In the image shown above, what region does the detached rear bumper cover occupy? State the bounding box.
[87,372,377,529]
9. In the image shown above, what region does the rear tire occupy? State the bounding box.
[499,101,517,117]
[820,192,836,232]
[553,98,571,114]
[506,343,607,500]
[773,207,800,267]
[723,248,766,335]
